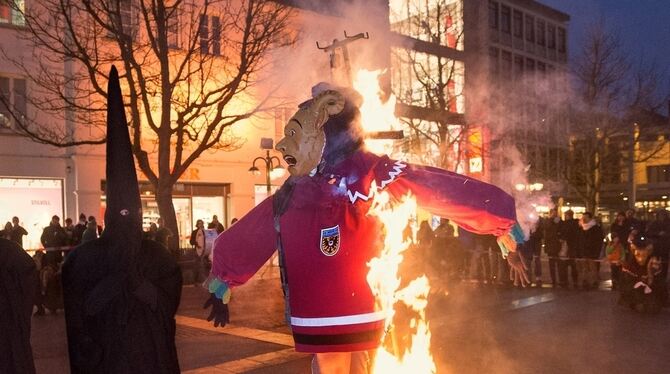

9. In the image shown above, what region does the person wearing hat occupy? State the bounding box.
[619,233,667,313]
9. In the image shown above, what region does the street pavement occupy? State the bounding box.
[31,265,670,374]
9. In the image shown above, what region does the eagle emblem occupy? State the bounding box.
[320,225,340,256]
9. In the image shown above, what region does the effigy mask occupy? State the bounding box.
[276,90,345,176]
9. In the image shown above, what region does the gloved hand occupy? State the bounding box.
[507,251,530,287]
[203,293,229,327]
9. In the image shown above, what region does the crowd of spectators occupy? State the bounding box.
[408,208,669,309]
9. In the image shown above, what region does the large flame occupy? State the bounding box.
[355,69,436,373]
[353,70,399,155]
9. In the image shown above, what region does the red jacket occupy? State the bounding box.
[211,150,516,353]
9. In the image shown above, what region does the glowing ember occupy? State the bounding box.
[353,69,399,155]
[367,192,435,373]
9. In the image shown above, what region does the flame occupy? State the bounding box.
[353,69,399,155]
[367,192,435,373]
[355,68,435,372]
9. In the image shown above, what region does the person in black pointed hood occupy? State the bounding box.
[62,66,182,373]
[0,238,39,374]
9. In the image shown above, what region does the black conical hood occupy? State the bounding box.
[103,66,142,243]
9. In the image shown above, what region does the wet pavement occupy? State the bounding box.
[31,264,670,373]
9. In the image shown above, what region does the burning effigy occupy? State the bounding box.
[205,79,527,372]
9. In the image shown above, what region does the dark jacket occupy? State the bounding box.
[579,224,604,259]
[543,217,562,256]
[40,224,68,249]
[559,219,580,257]
[72,223,87,246]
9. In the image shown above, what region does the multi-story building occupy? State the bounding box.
[0,0,573,249]
[463,0,570,196]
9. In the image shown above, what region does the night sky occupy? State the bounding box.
[540,0,670,112]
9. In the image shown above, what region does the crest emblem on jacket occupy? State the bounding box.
[320,225,340,256]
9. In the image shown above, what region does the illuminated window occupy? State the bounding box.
[0,0,25,26]
[391,48,465,113]
[389,0,464,51]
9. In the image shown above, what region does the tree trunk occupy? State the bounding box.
[155,185,179,254]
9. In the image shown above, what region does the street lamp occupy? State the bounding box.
[249,138,285,195]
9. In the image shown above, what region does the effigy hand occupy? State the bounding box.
[507,251,530,287]
[203,293,230,328]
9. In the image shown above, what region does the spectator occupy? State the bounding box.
[619,233,666,313]
[10,216,28,248]
[189,219,208,284]
[527,217,543,287]
[230,217,239,225]
[610,212,630,249]
[155,218,173,249]
[88,215,103,236]
[40,215,67,264]
[473,234,493,284]
[578,212,604,290]
[606,233,626,290]
[645,209,670,282]
[72,213,87,246]
[144,222,158,242]
[64,217,75,246]
[81,221,99,243]
[625,209,645,240]
[432,218,459,279]
[0,221,12,240]
[543,208,562,287]
[208,215,225,234]
[559,210,580,289]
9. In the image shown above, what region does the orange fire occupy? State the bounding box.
[354,69,436,373]
[353,70,399,155]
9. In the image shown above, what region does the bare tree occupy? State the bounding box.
[1,0,293,249]
[566,23,669,212]
[390,0,468,171]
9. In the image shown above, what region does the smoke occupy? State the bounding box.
[260,1,578,235]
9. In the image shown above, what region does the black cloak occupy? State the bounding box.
[0,238,38,374]
[62,66,182,373]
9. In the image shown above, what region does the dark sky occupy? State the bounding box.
[540,0,670,64]
[540,0,670,113]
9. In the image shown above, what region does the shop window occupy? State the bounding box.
[0,0,25,26]
[525,15,534,42]
[513,10,523,38]
[389,0,464,50]
[500,5,510,34]
[488,1,498,30]
[0,178,64,250]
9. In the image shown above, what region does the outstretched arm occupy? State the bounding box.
[204,196,277,326]
[376,156,529,285]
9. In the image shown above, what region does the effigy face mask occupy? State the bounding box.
[276,90,344,176]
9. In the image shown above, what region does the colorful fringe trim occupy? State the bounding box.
[205,276,231,303]
[497,222,525,258]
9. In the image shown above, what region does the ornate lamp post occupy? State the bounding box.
[249,138,285,195]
